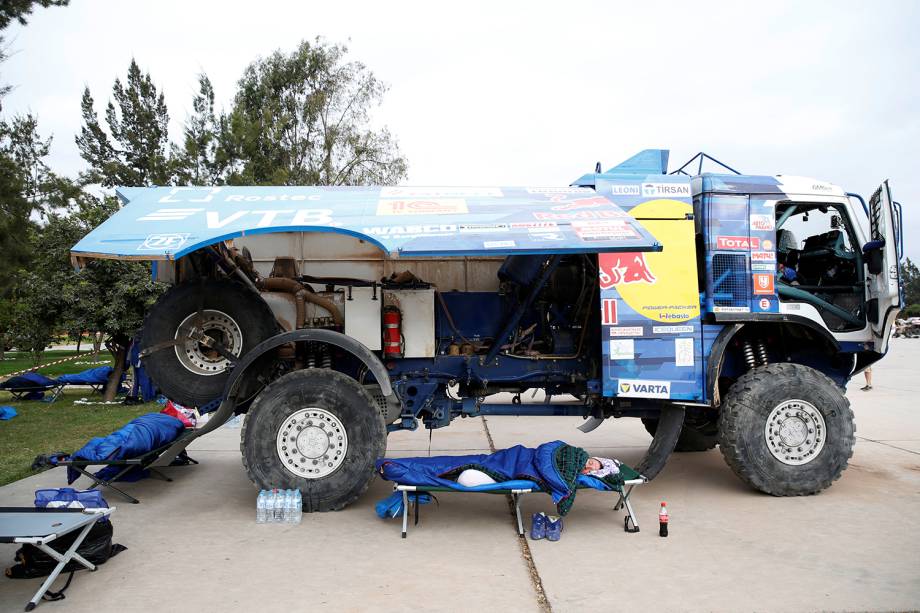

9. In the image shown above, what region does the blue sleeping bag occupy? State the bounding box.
[65,413,186,483]
[0,372,60,399]
[377,440,587,515]
[57,366,113,385]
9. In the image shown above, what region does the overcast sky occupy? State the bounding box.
[3,0,918,260]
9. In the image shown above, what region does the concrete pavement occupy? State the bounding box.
[2,339,919,612]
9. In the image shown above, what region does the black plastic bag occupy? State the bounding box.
[5,521,126,580]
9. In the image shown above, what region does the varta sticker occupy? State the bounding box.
[376,199,468,216]
[609,326,643,337]
[617,379,671,399]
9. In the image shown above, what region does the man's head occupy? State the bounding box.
[581,457,602,474]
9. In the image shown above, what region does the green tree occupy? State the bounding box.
[0,0,68,30]
[901,258,920,309]
[176,39,407,187]
[76,59,172,187]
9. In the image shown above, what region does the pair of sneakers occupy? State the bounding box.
[530,512,563,541]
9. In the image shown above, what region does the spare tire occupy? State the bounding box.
[141,279,279,407]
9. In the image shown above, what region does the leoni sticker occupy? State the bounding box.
[617,379,671,399]
[608,184,641,196]
[609,326,643,337]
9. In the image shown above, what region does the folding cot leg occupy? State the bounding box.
[401,490,409,538]
[512,493,525,536]
[613,483,635,511]
[25,520,98,611]
[74,465,140,504]
[619,490,640,533]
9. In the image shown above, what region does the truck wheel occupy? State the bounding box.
[642,412,718,453]
[718,363,855,496]
[241,369,387,512]
[142,279,278,407]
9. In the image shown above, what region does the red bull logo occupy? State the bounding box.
[599,253,657,289]
[550,196,611,211]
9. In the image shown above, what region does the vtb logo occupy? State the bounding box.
[598,253,656,289]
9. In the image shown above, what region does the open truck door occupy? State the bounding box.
[866,180,903,354]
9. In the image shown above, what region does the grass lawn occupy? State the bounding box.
[0,391,161,486]
[1,350,114,378]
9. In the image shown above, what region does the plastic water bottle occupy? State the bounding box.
[293,490,302,524]
[272,488,283,522]
[284,489,294,523]
[659,501,669,537]
[256,490,267,523]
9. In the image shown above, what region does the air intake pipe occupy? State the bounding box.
[258,277,344,328]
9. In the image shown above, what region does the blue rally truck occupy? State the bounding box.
[71,150,905,510]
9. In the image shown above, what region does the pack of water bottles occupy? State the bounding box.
[256,488,303,524]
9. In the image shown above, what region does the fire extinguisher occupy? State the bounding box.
[382,306,403,358]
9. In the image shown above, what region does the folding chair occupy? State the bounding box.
[0,507,114,611]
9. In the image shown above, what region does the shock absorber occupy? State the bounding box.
[741,340,757,369]
[382,306,403,358]
[321,347,332,369]
[756,340,770,366]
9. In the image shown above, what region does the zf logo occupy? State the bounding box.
[139,233,190,251]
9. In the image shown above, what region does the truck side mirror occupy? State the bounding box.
[862,240,885,274]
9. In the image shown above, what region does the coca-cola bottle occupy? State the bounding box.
[658,502,669,537]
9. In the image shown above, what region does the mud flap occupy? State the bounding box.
[635,404,684,480]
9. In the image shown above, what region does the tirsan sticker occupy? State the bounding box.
[617,379,671,399]
[753,274,775,295]
[608,184,641,196]
[483,240,515,249]
[609,339,635,360]
[641,183,691,198]
[376,199,468,216]
[652,325,694,334]
[551,196,611,211]
[609,326,643,337]
[713,306,750,313]
[380,187,502,198]
[716,236,760,250]
[139,233,190,251]
[751,251,776,262]
[750,214,775,231]
[598,253,656,288]
[601,298,618,325]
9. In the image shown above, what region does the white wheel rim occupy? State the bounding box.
[276,408,348,479]
[174,309,243,376]
[764,399,827,466]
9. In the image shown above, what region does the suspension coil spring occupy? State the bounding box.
[756,341,770,366]
[321,348,332,369]
[741,340,757,369]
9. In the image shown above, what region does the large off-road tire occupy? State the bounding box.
[241,369,387,512]
[141,279,279,407]
[718,363,855,496]
[642,410,719,453]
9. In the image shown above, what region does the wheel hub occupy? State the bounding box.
[764,399,826,466]
[175,309,243,376]
[277,408,347,479]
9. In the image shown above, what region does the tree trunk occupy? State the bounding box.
[103,337,129,401]
[76,335,81,353]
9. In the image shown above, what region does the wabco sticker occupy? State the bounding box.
[139,233,190,251]
[641,183,690,198]
[376,199,468,216]
[609,339,635,360]
[609,326,643,337]
[713,306,750,313]
[617,379,671,399]
[750,214,775,231]
[753,274,775,295]
[601,299,618,325]
[716,236,760,250]
[674,338,694,367]
[652,325,694,334]
[380,187,502,198]
[483,240,515,249]
[751,251,776,262]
